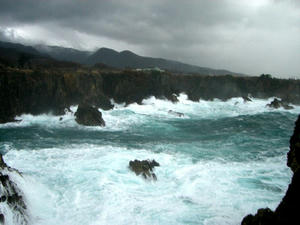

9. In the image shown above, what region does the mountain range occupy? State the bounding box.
[0,41,242,76]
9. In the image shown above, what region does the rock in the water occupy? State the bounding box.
[170,93,179,103]
[95,94,114,111]
[243,96,252,102]
[129,159,160,180]
[168,110,184,117]
[0,214,4,224]
[75,103,105,126]
[267,98,294,110]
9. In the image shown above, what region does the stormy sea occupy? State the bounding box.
[0,94,299,225]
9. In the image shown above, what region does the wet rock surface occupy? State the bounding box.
[1,67,300,124]
[75,103,105,126]
[168,110,184,117]
[129,159,160,180]
[0,154,28,224]
[242,115,300,225]
[267,98,294,110]
[170,93,179,103]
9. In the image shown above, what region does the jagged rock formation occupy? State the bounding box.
[0,66,300,124]
[129,159,160,180]
[241,115,300,225]
[0,154,28,225]
[267,98,294,110]
[74,103,105,126]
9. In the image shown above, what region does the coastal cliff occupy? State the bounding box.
[242,115,300,225]
[0,66,300,123]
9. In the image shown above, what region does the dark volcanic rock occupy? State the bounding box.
[267,98,294,110]
[0,154,27,224]
[288,115,300,173]
[170,93,179,103]
[242,208,275,225]
[1,66,300,124]
[94,94,114,111]
[75,103,105,126]
[243,96,252,102]
[241,115,300,225]
[129,159,160,180]
[0,155,7,168]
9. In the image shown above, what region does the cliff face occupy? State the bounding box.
[242,115,300,225]
[1,67,300,123]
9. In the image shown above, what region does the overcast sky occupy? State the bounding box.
[0,0,299,78]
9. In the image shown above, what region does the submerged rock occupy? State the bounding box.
[129,159,160,181]
[0,154,28,224]
[168,110,184,117]
[75,103,105,126]
[241,115,300,225]
[267,98,294,110]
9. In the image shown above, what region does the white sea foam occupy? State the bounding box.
[4,144,291,225]
[1,94,299,130]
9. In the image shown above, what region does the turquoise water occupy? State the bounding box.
[0,95,298,225]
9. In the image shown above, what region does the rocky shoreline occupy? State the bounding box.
[242,115,300,225]
[1,65,300,224]
[0,154,28,225]
[1,67,300,124]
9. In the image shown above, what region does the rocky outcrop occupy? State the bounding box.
[129,159,160,180]
[170,93,179,103]
[241,115,300,225]
[267,98,294,110]
[243,96,252,102]
[74,103,105,126]
[0,154,28,225]
[1,66,300,124]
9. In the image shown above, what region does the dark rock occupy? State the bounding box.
[94,94,114,111]
[267,98,281,108]
[0,154,7,168]
[0,174,9,186]
[0,154,27,224]
[0,214,4,224]
[241,208,275,225]
[288,115,300,173]
[74,103,105,126]
[267,98,294,110]
[243,96,252,102]
[0,196,6,202]
[241,115,300,225]
[170,93,179,103]
[168,110,184,117]
[129,159,160,180]
[1,65,300,124]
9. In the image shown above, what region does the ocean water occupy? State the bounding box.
[0,94,299,225]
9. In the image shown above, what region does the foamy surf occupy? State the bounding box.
[1,94,299,130]
[0,94,298,225]
[3,144,291,225]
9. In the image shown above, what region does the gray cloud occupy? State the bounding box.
[0,0,299,78]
